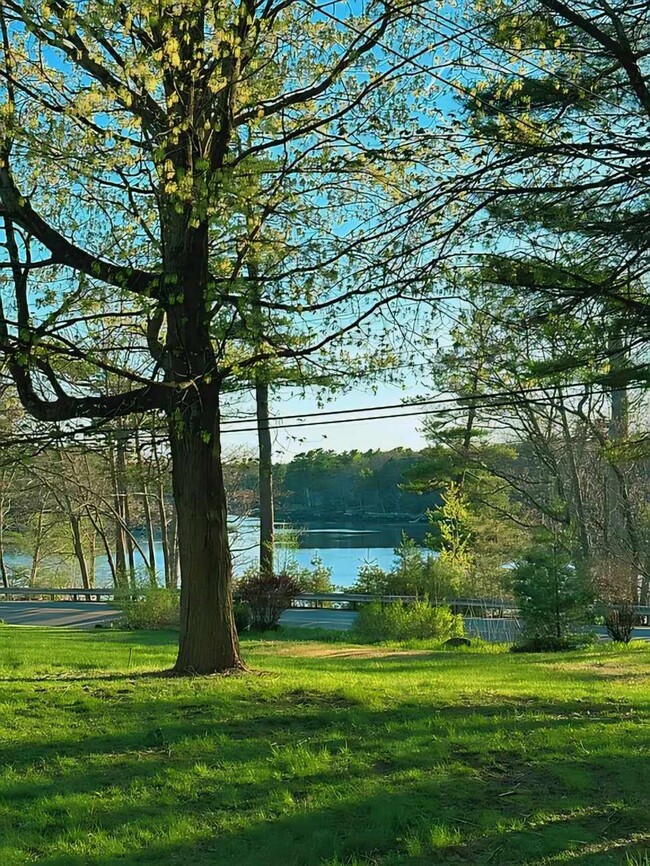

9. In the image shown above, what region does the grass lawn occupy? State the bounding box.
[0,627,648,865]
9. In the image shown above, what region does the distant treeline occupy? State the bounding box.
[225,448,441,520]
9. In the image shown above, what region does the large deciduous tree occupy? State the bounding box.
[0,0,459,671]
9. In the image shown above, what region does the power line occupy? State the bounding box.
[220,382,648,434]
[0,378,646,449]
[219,379,649,428]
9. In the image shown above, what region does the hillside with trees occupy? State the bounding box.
[227,448,442,521]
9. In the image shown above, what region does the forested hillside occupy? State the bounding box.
[226,448,441,520]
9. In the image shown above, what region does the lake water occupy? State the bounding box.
[5,518,431,589]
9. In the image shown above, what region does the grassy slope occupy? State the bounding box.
[0,627,648,866]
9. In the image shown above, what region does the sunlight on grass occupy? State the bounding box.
[0,626,648,865]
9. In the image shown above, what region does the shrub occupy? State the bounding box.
[233,601,252,633]
[115,588,180,629]
[509,633,597,653]
[284,554,334,593]
[237,571,302,630]
[353,561,392,595]
[602,602,638,643]
[592,558,639,643]
[354,599,464,643]
[352,538,463,601]
[509,547,594,648]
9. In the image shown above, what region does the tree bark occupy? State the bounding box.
[606,324,641,600]
[87,507,118,586]
[0,473,12,588]
[256,378,275,578]
[170,507,180,588]
[135,427,157,586]
[109,436,129,587]
[558,399,590,560]
[29,504,45,586]
[158,483,173,589]
[69,511,92,589]
[170,389,244,674]
[0,496,9,588]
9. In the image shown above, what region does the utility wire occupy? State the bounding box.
[219,379,648,427]
[0,378,646,450]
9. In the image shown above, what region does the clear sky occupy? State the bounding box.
[221,380,429,461]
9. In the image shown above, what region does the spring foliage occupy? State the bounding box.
[354,600,464,643]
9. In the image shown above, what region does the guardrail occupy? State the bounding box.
[0,586,516,612]
[285,593,522,616]
[0,587,121,601]
[0,586,648,620]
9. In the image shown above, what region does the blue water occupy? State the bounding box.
[4,518,429,589]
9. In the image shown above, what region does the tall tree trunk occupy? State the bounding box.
[606,324,640,600]
[170,506,180,589]
[86,507,118,586]
[152,435,174,588]
[52,449,93,588]
[163,208,243,673]
[558,399,590,560]
[142,484,157,587]
[256,377,275,578]
[109,436,129,587]
[248,259,275,578]
[124,493,137,588]
[135,428,157,586]
[0,497,9,588]
[29,504,45,586]
[170,389,243,674]
[158,483,172,588]
[69,511,92,589]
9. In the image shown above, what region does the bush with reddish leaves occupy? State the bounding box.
[236,572,303,631]
[603,602,638,643]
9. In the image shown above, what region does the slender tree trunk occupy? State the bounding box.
[158,483,172,588]
[152,436,173,588]
[29,504,45,586]
[559,400,590,560]
[135,429,157,586]
[169,504,180,588]
[124,497,136,588]
[69,512,92,589]
[142,485,157,586]
[87,507,118,586]
[256,378,275,578]
[52,449,93,588]
[0,493,9,587]
[0,547,8,588]
[109,437,129,587]
[607,325,640,600]
[170,389,243,674]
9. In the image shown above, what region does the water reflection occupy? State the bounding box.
[4,518,429,589]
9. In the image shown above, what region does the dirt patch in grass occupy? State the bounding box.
[272,644,436,659]
[553,658,650,680]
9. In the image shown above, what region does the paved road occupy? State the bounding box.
[0,602,353,630]
[0,601,123,628]
[282,610,523,640]
[0,602,648,642]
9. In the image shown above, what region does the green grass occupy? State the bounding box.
[0,626,649,865]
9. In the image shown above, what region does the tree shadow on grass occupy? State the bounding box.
[23,753,649,866]
[0,683,648,866]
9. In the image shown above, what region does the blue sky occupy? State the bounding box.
[222,379,429,460]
